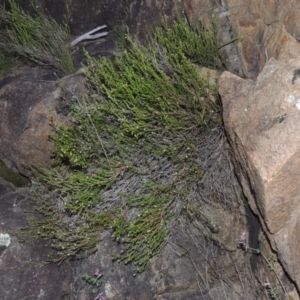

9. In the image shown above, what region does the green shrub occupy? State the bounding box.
[0,0,75,75]
[154,15,223,68]
[0,51,14,75]
[24,15,226,273]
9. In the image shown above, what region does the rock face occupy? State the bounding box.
[219,30,300,290]
[0,66,85,178]
[3,0,300,298]
[218,1,300,293]
[220,0,300,78]
[0,183,73,299]
[0,138,260,299]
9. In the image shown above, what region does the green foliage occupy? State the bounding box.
[0,51,15,75]
[84,40,211,140]
[267,286,281,300]
[154,15,223,68]
[113,23,129,50]
[82,273,102,294]
[26,15,224,273]
[0,0,75,75]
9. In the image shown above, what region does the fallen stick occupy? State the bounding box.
[71,25,108,47]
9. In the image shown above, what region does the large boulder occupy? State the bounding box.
[219,29,300,289]
[0,66,85,178]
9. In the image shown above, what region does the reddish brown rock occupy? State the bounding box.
[219,30,300,290]
[217,0,300,78]
[0,66,86,177]
[182,0,214,26]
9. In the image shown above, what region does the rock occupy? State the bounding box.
[73,231,203,300]
[0,183,73,299]
[0,160,30,187]
[181,0,215,27]
[2,0,300,297]
[128,0,184,43]
[72,208,255,300]
[0,66,86,178]
[0,146,256,299]
[219,30,300,289]
[216,0,300,78]
[0,0,183,59]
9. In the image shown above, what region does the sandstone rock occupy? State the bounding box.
[219,32,300,289]
[0,66,86,178]
[219,0,300,78]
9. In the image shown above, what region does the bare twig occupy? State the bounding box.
[71,25,108,47]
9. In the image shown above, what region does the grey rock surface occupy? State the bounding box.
[0,183,73,299]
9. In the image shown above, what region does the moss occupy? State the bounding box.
[24,15,230,272]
